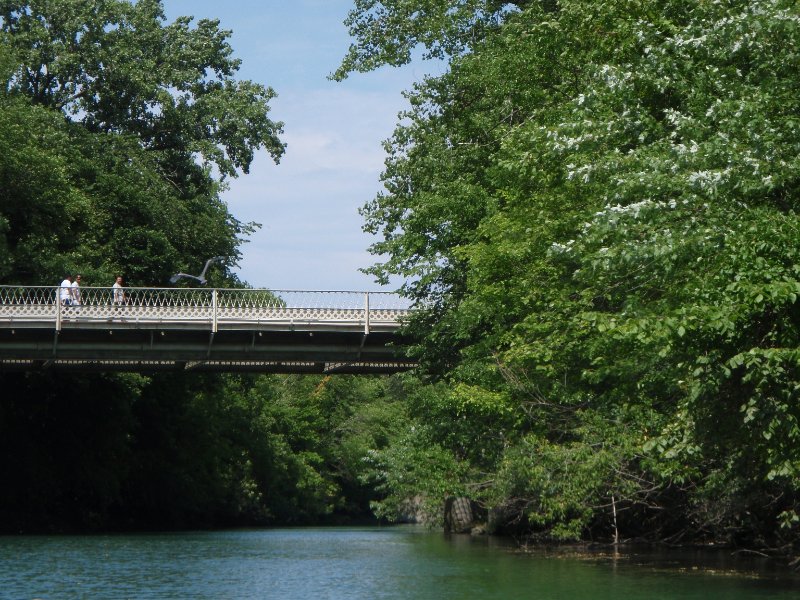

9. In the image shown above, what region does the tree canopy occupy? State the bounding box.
[0,0,285,284]
[0,1,416,537]
[1,0,284,178]
[344,0,800,553]
[333,0,536,80]
[2,0,799,558]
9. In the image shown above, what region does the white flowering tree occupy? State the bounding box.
[350,0,800,550]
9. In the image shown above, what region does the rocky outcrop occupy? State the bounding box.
[396,495,431,524]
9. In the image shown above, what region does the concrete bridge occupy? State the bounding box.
[0,286,414,374]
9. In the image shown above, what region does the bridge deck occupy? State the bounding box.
[0,287,414,374]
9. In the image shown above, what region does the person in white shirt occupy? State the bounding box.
[71,274,82,306]
[59,276,73,305]
[112,276,125,305]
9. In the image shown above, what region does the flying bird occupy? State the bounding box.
[169,256,225,286]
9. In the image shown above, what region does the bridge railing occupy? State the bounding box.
[0,286,411,332]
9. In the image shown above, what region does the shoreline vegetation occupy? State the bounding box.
[1,0,799,569]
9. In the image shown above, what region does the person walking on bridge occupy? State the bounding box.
[112,276,125,305]
[71,275,82,306]
[59,275,73,306]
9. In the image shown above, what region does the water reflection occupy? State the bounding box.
[0,527,797,599]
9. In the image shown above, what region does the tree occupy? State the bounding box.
[333,0,538,80]
[0,1,287,284]
[1,0,284,179]
[343,0,800,552]
[0,2,297,533]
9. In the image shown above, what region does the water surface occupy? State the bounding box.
[1,527,797,599]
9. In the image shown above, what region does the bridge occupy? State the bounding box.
[0,286,415,374]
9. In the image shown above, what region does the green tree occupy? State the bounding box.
[0,2,294,533]
[343,0,800,552]
[333,0,538,80]
[1,0,284,178]
[0,0,285,283]
[222,374,408,523]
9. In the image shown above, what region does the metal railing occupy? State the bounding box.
[0,286,412,333]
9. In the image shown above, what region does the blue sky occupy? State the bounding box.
[164,1,438,291]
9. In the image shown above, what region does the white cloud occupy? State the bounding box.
[165,0,437,291]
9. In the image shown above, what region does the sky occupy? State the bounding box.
[164,0,439,291]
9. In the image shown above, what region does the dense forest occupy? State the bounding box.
[1,0,798,563]
[335,0,800,559]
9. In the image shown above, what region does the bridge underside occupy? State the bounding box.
[0,327,414,374]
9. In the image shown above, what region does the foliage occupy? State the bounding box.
[0,372,408,531]
[0,0,284,178]
[0,1,359,534]
[363,378,526,524]
[344,0,800,552]
[3,0,800,554]
[0,0,285,285]
[333,0,537,80]
[0,0,417,535]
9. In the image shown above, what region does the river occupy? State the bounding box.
[1,527,798,599]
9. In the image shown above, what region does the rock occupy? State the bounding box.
[471,524,487,536]
[396,495,429,524]
[444,496,475,533]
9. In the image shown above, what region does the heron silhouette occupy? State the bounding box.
[170,256,225,286]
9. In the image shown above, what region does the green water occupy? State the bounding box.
[0,527,797,599]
